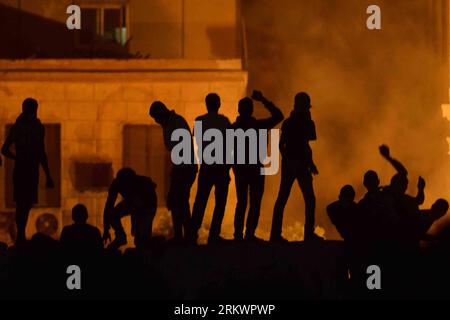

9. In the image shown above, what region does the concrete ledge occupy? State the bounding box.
[0,59,243,72]
[0,71,248,83]
[1,241,348,299]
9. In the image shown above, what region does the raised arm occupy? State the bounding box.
[251,90,284,129]
[416,176,425,205]
[379,145,408,176]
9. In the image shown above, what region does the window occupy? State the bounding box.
[73,162,113,192]
[123,125,171,207]
[76,0,129,46]
[4,124,61,208]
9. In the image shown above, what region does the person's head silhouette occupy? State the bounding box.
[205,93,221,113]
[149,101,171,125]
[363,170,380,192]
[72,204,88,225]
[431,199,449,219]
[116,167,136,188]
[22,98,38,119]
[339,185,356,203]
[294,92,311,113]
[238,97,254,118]
[390,173,408,195]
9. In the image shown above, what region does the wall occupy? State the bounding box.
[129,0,183,58]
[0,59,247,244]
[184,0,240,59]
[130,0,241,58]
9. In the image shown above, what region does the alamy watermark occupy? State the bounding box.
[171,121,280,176]
[66,4,381,31]
[366,5,381,30]
[66,5,81,30]
[66,265,81,290]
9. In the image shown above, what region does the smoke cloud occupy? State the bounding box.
[242,0,450,239]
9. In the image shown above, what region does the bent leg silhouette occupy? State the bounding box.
[133,212,155,248]
[109,200,130,245]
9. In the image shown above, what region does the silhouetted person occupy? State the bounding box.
[190,93,231,244]
[362,170,380,195]
[29,232,61,256]
[1,98,54,245]
[149,101,198,243]
[358,169,398,241]
[271,92,322,242]
[231,90,284,242]
[327,185,359,241]
[102,168,157,249]
[60,204,102,252]
[397,199,448,251]
[379,145,425,232]
[359,145,426,242]
[358,170,383,225]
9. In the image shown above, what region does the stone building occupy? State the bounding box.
[0,0,247,244]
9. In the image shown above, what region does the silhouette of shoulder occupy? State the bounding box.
[136,175,157,189]
[195,113,231,129]
[195,113,208,122]
[282,113,315,133]
[60,223,102,248]
[109,175,156,202]
[61,223,100,235]
[169,111,190,129]
[8,117,44,146]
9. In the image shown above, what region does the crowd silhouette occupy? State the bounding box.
[326,145,448,249]
[1,93,450,299]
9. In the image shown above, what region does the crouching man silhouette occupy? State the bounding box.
[102,168,157,249]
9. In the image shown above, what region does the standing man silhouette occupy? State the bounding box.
[1,98,54,245]
[189,93,231,244]
[231,90,284,242]
[270,92,322,242]
[149,101,198,243]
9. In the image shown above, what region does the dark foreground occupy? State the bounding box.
[1,238,450,300]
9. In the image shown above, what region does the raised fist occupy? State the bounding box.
[251,90,264,102]
[379,145,390,158]
[418,176,426,189]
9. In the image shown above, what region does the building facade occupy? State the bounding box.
[0,0,247,244]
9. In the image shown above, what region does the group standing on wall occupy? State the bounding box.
[2,91,448,250]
